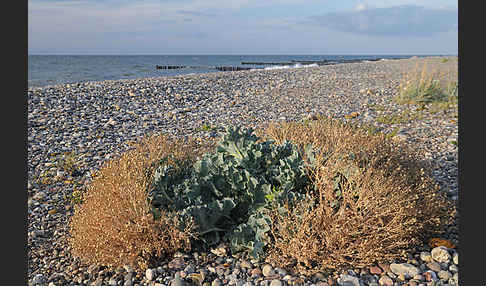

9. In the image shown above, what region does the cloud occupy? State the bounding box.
[310,5,457,37]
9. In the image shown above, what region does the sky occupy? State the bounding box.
[28,0,458,55]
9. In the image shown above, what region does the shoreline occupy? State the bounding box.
[27,55,455,90]
[28,56,458,286]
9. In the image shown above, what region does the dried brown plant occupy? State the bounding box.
[68,133,214,269]
[262,118,455,273]
[69,118,454,273]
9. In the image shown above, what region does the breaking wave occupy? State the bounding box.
[263,63,319,70]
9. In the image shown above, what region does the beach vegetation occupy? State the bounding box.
[69,118,454,272]
[376,109,423,125]
[395,63,458,112]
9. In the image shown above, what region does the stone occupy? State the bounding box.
[239,260,253,269]
[171,276,186,286]
[448,264,458,273]
[250,268,262,277]
[344,112,359,119]
[393,132,408,142]
[187,273,205,285]
[413,274,424,281]
[451,272,459,285]
[211,278,223,286]
[437,270,452,280]
[420,252,433,263]
[274,267,287,276]
[283,275,293,281]
[270,280,283,286]
[378,275,393,286]
[32,229,45,238]
[378,263,390,273]
[146,268,156,281]
[431,246,451,263]
[184,264,196,274]
[426,262,441,272]
[369,266,382,275]
[262,264,275,277]
[33,191,47,201]
[424,270,437,282]
[32,274,45,285]
[306,113,319,121]
[337,274,360,286]
[452,252,458,265]
[390,263,420,278]
[313,272,326,281]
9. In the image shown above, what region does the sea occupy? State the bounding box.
[28,55,424,88]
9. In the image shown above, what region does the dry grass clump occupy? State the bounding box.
[395,62,458,108]
[68,134,213,269]
[69,117,454,272]
[262,118,454,273]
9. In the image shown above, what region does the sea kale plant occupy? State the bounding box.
[147,126,313,258]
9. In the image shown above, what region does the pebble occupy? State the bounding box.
[413,274,424,281]
[270,280,283,286]
[420,252,433,263]
[251,268,262,277]
[27,57,458,286]
[452,252,458,265]
[448,264,458,273]
[31,274,45,285]
[451,272,459,285]
[313,272,326,281]
[390,263,420,278]
[262,265,275,277]
[437,270,452,280]
[424,270,438,282]
[171,276,186,286]
[337,274,360,286]
[146,268,156,281]
[369,266,382,275]
[378,275,393,286]
[431,247,451,263]
[426,262,441,272]
[240,260,253,269]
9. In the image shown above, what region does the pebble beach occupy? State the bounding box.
[28,56,459,286]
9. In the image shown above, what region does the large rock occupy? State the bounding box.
[389,263,420,278]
